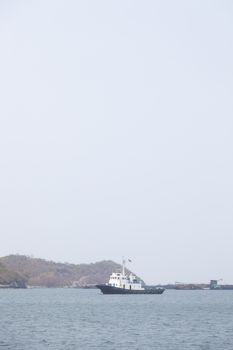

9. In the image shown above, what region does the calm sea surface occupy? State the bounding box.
[0,289,233,349]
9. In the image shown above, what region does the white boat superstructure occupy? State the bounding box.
[108,259,144,291]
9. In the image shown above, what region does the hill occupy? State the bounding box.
[0,255,127,288]
[0,262,27,288]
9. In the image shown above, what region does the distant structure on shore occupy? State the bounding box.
[160,280,233,290]
[210,279,221,290]
[209,279,233,290]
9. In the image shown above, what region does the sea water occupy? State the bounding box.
[0,289,232,349]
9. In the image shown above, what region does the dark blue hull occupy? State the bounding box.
[96,284,165,295]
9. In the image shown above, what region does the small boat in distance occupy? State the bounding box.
[96,258,165,295]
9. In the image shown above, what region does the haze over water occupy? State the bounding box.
[0,1,233,284]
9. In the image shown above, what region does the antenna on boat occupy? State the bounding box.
[122,256,126,275]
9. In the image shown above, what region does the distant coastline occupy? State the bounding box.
[1,255,233,290]
[0,255,126,289]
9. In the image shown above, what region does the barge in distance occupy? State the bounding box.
[96,259,165,295]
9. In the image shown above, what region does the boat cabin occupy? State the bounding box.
[108,271,144,291]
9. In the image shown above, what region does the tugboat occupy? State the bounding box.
[96,259,165,295]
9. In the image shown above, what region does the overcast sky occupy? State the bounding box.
[0,0,233,284]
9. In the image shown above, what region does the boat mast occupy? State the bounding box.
[122,257,126,276]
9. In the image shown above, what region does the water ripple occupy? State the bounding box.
[0,289,233,349]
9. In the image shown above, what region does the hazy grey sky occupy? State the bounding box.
[0,0,233,284]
